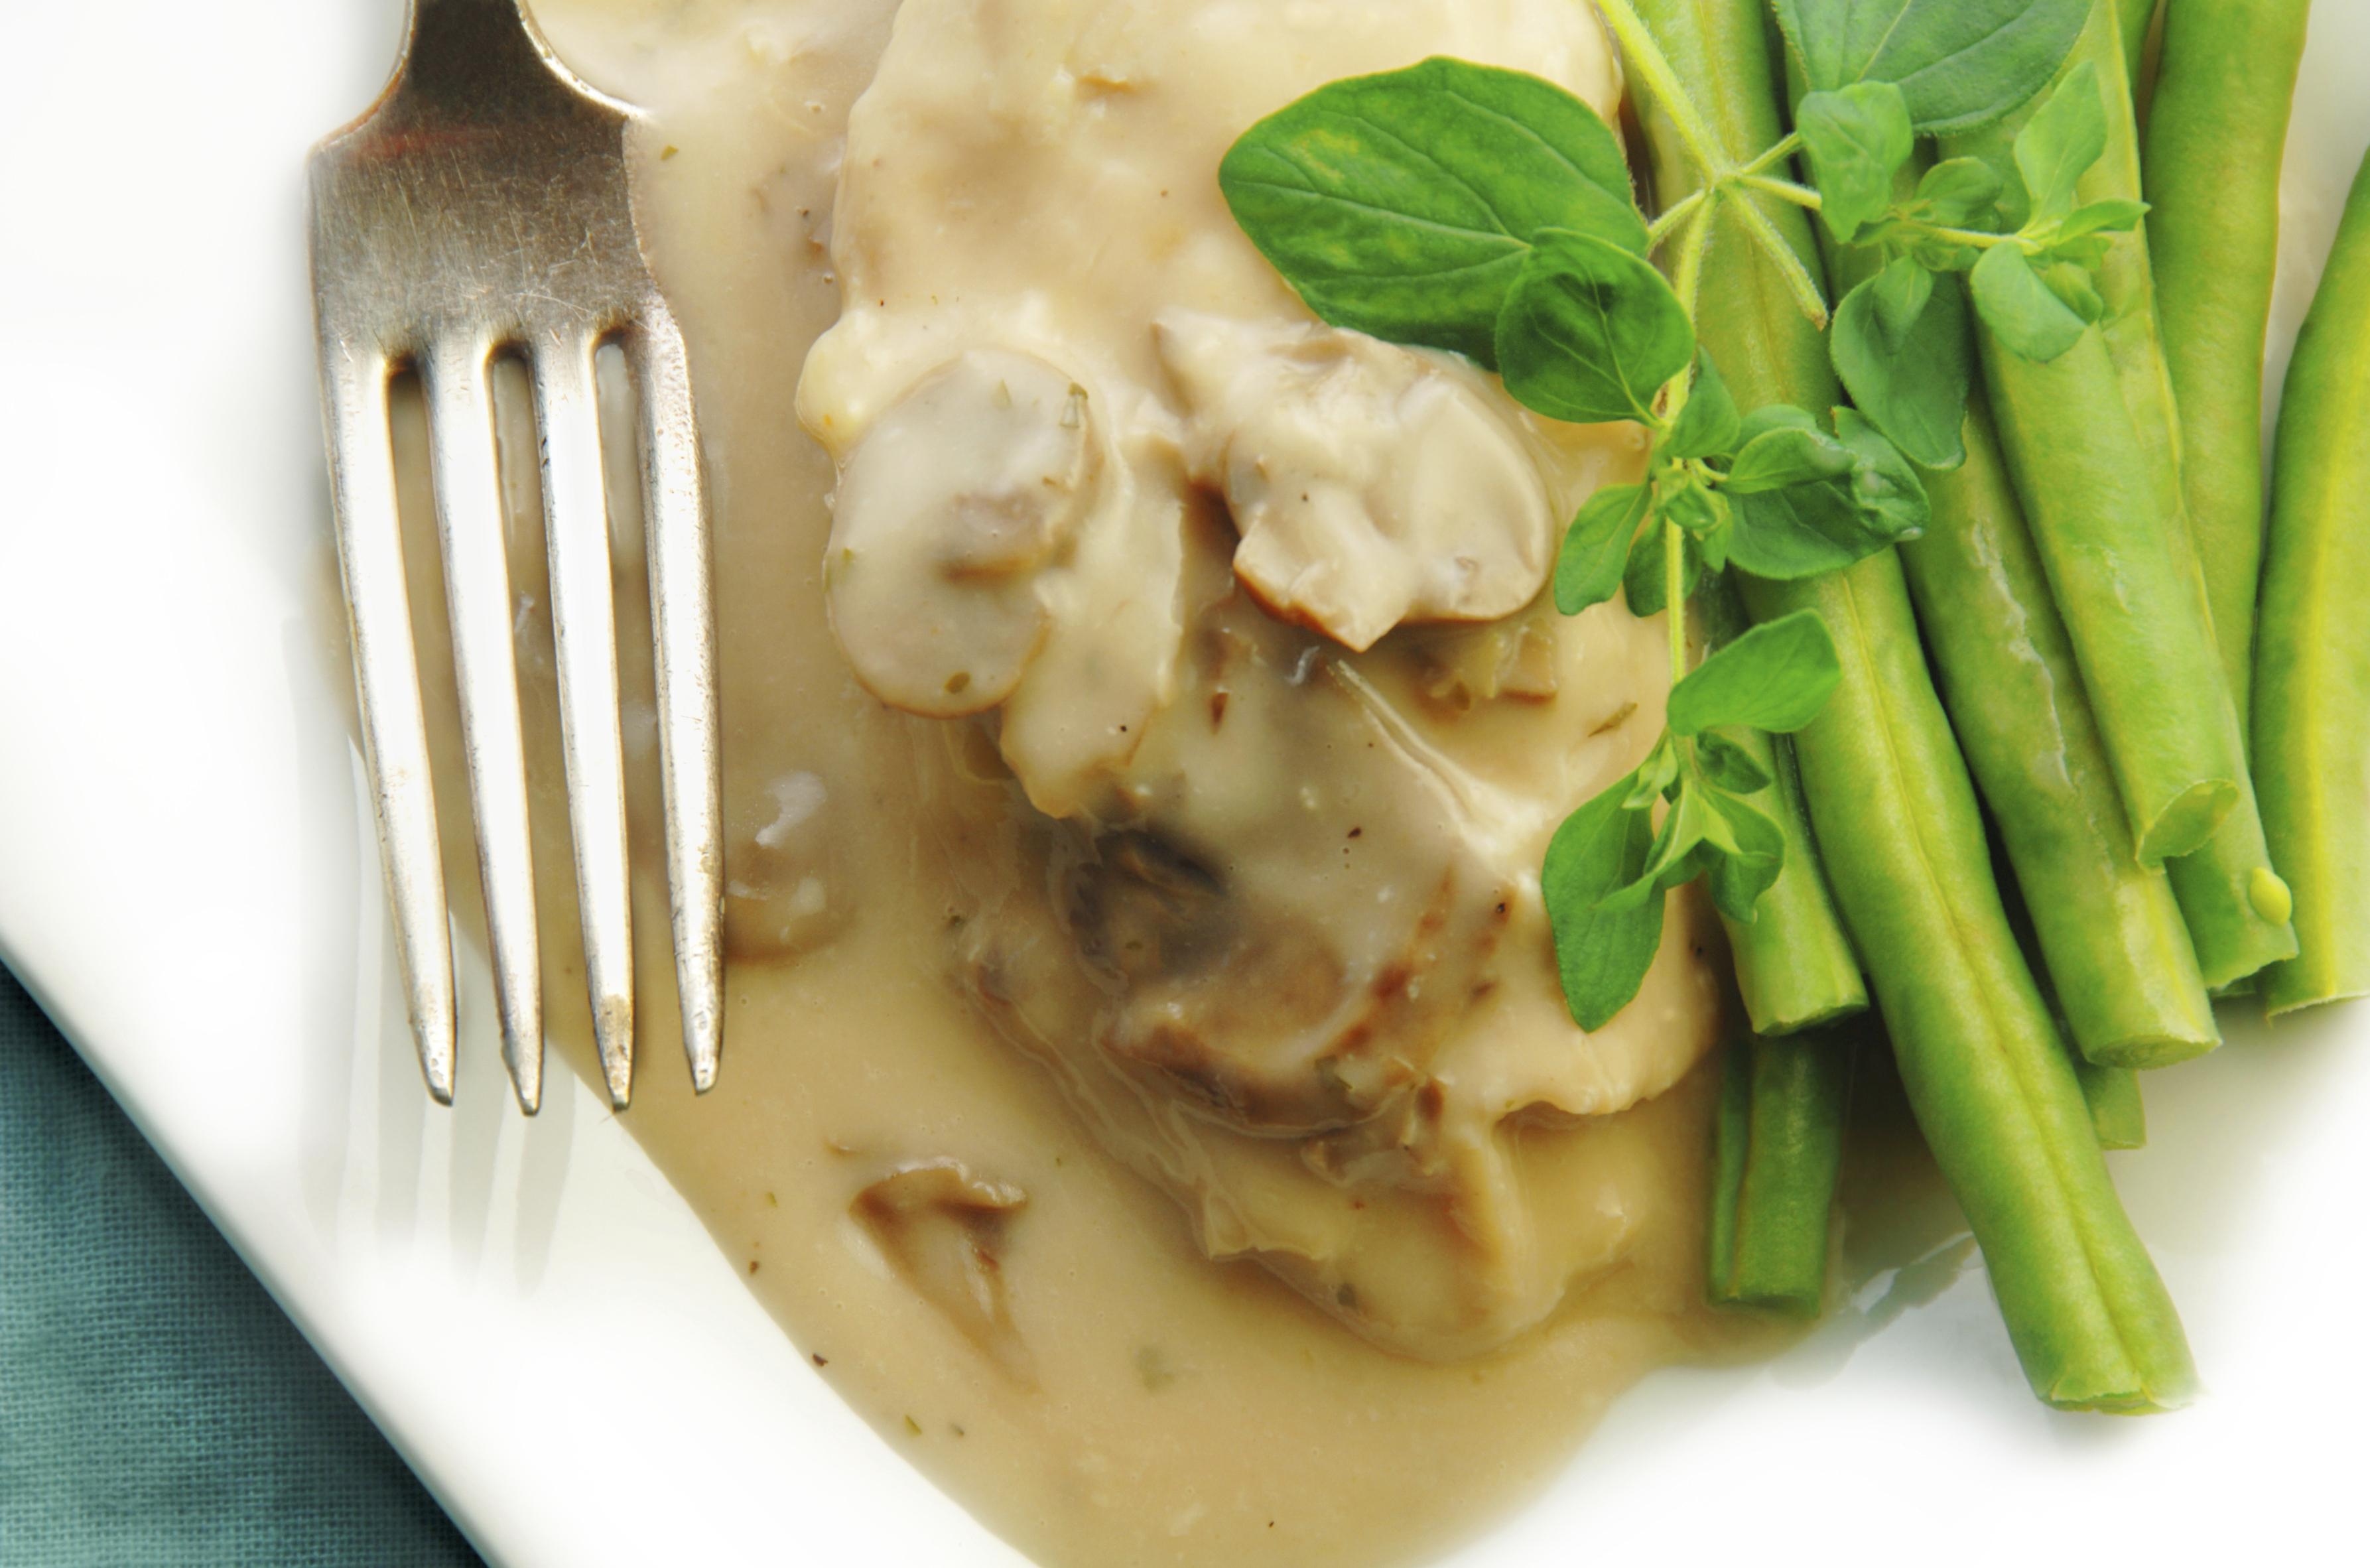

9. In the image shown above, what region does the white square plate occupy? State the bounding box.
[3,3,2366,1563]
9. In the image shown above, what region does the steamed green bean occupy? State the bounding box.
[2074,1057,2147,1151]
[1907,396,2217,1067]
[1701,574,1868,1036]
[1951,2,2294,984]
[2256,149,2370,1017]
[2116,0,2156,108]
[1802,147,2217,1069]
[1708,1025,1856,1315]
[2144,0,2312,741]
[1631,0,2195,1413]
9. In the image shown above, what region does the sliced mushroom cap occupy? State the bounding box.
[824,348,1101,716]
[1154,311,1554,653]
[852,1161,1033,1381]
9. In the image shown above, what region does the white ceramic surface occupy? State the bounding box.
[1,3,2365,1564]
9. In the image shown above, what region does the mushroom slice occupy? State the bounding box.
[1153,311,1553,653]
[852,1161,1034,1380]
[824,348,1101,716]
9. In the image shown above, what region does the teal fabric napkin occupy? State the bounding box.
[0,962,485,1567]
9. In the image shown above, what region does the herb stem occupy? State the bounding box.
[1646,187,1707,248]
[1670,192,1715,320]
[1930,225,2016,249]
[1600,0,1826,339]
[1737,172,1821,210]
[1738,131,1803,178]
[1660,200,1714,689]
[1595,0,1728,185]
[1728,192,1831,328]
[1664,512,1687,685]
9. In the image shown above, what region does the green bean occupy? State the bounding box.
[1804,147,2217,1069]
[1946,3,2243,873]
[2074,1057,2146,1151]
[2166,825,2298,992]
[2079,18,2185,514]
[2077,0,2302,988]
[1701,574,1868,1035]
[1629,0,2196,1411]
[1753,551,2192,1407]
[1971,324,2236,867]
[2117,0,2157,107]
[1949,4,2294,986]
[1707,1025,1856,1315]
[2256,149,2370,1017]
[2079,3,2302,988]
[2144,0,2311,741]
[1998,852,2147,1147]
[1907,395,2217,1067]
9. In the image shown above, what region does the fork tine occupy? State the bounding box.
[629,303,725,1092]
[322,342,457,1104]
[423,336,544,1115]
[533,328,637,1109]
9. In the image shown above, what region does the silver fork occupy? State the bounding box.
[307,0,722,1112]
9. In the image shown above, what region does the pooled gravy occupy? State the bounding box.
[390,0,1786,1561]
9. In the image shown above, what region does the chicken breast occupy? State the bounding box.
[797,0,1724,1359]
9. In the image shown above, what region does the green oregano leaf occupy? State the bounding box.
[1600,776,1722,913]
[1797,83,1914,243]
[1497,228,1695,424]
[1624,522,1666,615]
[1737,404,1821,442]
[2011,61,2107,224]
[1555,482,1650,615]
[1772,0,2091,135]
[1726,484,1872,580]
[1606,767,1787,924]
[1663,351,1740,462]
[2048,196,2148,243]
[1662,478,1728,539]
[1666,610,1842,736]
[1868,255,1936,351]
[1694,729,1775,795]
[1989,155,2035,233]
[1970,242,2087,361]
[1915,157,2005,228]
[1831,267,1971,471]
[1723,423,1928,576]
[2044,231,2115,269]
[1623,515,1703,617]
[1832,407,1932,540]
[1542,779,1664,1031]
[1692,505,1735,572]
[1218,56,1646,366]
[1906,235,1983,274]
[1719,405,1916,577]
[1694,568,1754,647]
[1726,425,1858,494]
[1626,732,1682,809]
[2042,259,2106,324]
[1703,790,1788,923]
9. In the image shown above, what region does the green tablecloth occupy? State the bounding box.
[0,963,485,1566]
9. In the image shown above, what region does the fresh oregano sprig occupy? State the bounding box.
[1770,0,2095,135]
[1784,61,2148,466]
[1217,0,2093,1032]
[1618,0,2131,470]
[1220,56,1866,1031]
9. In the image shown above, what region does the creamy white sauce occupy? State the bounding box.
[382,1,1778,1561]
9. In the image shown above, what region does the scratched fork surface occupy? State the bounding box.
[308,0,722,1113]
